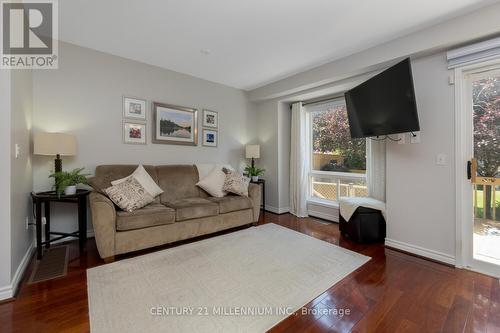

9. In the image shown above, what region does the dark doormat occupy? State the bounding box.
[28,246,69,284]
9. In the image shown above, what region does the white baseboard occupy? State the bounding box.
[0,242,35,301]
[385,238,456,266]
[265,205,289,214]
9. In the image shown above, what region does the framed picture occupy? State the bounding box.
[123,97,147,120]
[152,102,198,145]
[123,121,147,145]
[202,109,218,128]
[202,129,218,147]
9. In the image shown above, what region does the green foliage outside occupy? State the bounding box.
[473,76,500,219]
[312,104,366,172]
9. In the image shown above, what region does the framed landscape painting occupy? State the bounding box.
[123,121,147,145]
[152,102,198,145]
[123,97,147,120]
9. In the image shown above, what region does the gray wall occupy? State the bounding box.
[254,100,279,211]
[0,70,12,291]
[32,42,254,234]
[385,53,456,260]
[10,70,34,278]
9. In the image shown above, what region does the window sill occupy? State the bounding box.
[307,198,339,209]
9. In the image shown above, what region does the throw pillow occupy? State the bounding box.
[222,168,250,197]
[105,177,154,212]
[111,165,163,197]
[196,167,227,198]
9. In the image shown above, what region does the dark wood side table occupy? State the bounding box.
[31,190,91,260]
[250,179,265,213]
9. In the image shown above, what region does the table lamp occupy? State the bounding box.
[245,144,260,168]
[34,132,77,172]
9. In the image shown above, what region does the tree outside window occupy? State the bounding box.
[311,103,366,173]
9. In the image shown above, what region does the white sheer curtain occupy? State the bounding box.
[366,138,386,201]
[289,102,310,217]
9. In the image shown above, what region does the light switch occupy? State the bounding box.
[436,154,447,166]
[15,144,20,159]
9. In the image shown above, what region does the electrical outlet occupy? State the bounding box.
[25,216,29,230]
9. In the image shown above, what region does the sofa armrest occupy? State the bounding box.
[248,183,262,222]
[89,192,116,259]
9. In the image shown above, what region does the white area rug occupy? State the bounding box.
[87,223,370,333]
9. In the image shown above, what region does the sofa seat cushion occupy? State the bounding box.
[208,195,253,214]
[116,203,175,231]
[166,198,219,222]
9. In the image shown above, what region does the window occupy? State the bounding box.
[308,99,367,203]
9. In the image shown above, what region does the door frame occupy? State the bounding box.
[454,59,500,277]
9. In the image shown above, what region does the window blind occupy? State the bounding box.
[447,37,500,69]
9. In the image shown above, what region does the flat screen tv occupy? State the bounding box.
[344,58,420,138]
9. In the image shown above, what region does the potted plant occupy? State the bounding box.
[49,168,90,197]
[244,165,265,182]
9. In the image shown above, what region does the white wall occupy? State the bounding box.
[32,42,254,234]
[385,53,456,263]
[10,70,34,278]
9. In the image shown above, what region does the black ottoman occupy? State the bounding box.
[339,206,386,243]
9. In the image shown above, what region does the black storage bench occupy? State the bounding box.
[339,206,386,243]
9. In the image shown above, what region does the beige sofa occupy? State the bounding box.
[88,165,261,261]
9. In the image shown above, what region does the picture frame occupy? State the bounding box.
[152,102,198,146]
[123,97,147,120]
[123,121,147,145]
[202,129,218,147]
[202,109,218,128]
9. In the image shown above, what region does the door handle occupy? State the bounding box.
[467,161,472,180]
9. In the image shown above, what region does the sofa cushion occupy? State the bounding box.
[196,166,227,198]
[156,165,204,203]
[89,165,159,194]
[207,195,253,214]
[165,198,219,221]
[111,165,164,197]
[222,169,250,197]
[105,177,155,212]
[116,203,175,231]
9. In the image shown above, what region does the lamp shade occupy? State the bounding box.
[245,145,260,159]
[34,132,77,156]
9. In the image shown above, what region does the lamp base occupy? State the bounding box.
[251,158,255,168]
[55,154,62,173]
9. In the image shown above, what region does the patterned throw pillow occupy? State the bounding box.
[222,168,250,197]
[105,177,154,212]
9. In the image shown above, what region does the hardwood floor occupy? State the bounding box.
[1,212,499,332]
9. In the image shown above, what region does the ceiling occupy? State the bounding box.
[59,0,498,90]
